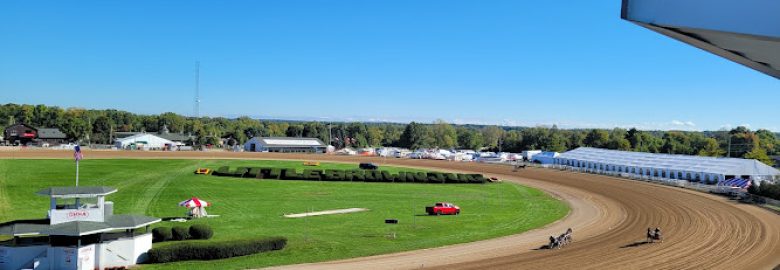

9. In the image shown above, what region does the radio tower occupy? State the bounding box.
[194,61,200,118]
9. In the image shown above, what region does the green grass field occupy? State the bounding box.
[0,159,568,269]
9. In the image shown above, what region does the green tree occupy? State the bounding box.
[457,127,484,150]
[399,122,432,149]
[698,138,725,157]
[584,129,609,148]
[431,120,457,148]
[285,125,304,137]
[481,126,504,150]
[91,116,112,144]
[366,126,384,146]
[744,140,775,166]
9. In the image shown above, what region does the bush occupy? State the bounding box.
[152,227,172,243]
[148,237,287,263]
[210,166,487,184]
[189,224,214,240]
[172,226,190,241]
[749,181,780,200]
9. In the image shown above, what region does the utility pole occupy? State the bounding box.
[727,134,732,158]
[194,61,201,119]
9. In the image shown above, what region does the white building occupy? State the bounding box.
[0,186,160,270]
[244,137,326,153]
[554,147,780,183]
[114,133,176,150]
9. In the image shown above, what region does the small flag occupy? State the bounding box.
[74,145,83,162]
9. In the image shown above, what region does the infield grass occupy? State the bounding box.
[0,159,568,269]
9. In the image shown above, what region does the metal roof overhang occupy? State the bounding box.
[621,0,780,79]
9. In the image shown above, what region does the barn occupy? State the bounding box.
[244,137,327,153]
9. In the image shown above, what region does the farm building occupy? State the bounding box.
[244,137,327,153]
[37,128,68,146]
[3,124,69,146]
[554,147,780,183]
[0,186,159,270]
[114,133,176,150]
[3,123,37,145]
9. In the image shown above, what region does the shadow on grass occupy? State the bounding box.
[160,216,190,221]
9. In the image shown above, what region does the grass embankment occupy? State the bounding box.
[0,159,568,269]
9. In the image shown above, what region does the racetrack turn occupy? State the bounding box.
[4,149,780,270]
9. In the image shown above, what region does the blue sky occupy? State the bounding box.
[1,1,777,131]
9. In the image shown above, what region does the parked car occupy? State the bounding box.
[359,163,379,170]
[425,202,460,215]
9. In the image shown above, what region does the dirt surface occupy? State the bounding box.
[4,149,780,270]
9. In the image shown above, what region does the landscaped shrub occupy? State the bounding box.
[148,237,288,263]
[189,224,214,240]
[209,166,487,184]
[172,226,190,241]
[152,227,172,243]
[749,181,780,200]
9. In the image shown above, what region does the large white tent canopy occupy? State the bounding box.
[114,133,175,150]
[555,147,780,182]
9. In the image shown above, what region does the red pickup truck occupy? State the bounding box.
[426,202,460,215]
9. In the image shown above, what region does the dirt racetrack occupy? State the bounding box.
[3,149,780,270]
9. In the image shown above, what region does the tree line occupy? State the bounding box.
[1,103,777,166]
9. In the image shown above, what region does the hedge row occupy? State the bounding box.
[211,167,487,184]
[148,237,287,263]
[153,224,213,243]
[748,181,780,201]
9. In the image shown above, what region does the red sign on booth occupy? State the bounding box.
[67,210,89,219]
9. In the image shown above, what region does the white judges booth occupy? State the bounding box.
[0,186,160,270]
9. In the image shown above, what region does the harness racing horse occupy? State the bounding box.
[564,228,573,244]
[548,235,560,249]
[647,228,663,243]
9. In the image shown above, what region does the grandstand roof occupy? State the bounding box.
[621,0,780,79]
[557,147,780,176]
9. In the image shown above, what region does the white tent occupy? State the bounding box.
[114,133,175,150]
[555,147,780,183]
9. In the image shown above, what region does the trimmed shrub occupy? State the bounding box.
[148,237,288,263]
[303,169,323,180]
[152,227,172,243]
[172,226,190,241]
[282,169,304,180]
[210,166,487,184]
[323,170,344,181]
[189,224,214,240]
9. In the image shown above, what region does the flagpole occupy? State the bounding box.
[76,160,79,187]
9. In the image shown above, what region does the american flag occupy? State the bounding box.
[74,145,83,162]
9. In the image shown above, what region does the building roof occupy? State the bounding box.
[557,147,780,176]
[115,133,175,145]
[48,221,112,236]
[249,137,326,148]
[36,186,118,198]
[0,215,161,237]
[37,128,67,139]
[115,131,192,142]
[104,215,160,230]
[621,0,780,79]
